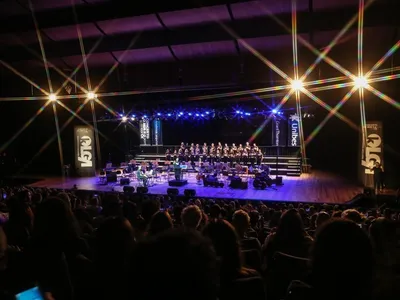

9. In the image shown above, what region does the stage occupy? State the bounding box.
[28,171,363,204]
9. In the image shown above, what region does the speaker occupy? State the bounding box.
[136,186,148,194]
[106,172,117,183]
[167,188,179,196]
[120,177,130,185]
[184,189,196,197]
[275,176,283,186]
[123,186,135,194]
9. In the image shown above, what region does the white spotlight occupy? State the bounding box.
[49,94,57,101]
[291,80,304,91]
[87,92,96,99]
[354,76,368,89]
[122,116,127,122]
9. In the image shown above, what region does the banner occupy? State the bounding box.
[139,118,151,146]
[74,126,95,177]
[152,119,163,146]
[271,116,287,146]
[359,121,384,187]
[288,113,300,147]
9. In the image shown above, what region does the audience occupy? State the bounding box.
[0,185,398,300]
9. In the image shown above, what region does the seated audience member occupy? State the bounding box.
[181,205,202,230]
[308,211,330,237]
[85,196,102,218]
[130,230,218,300]
[209,204,222,221]
[232,210,261,252]
[88,216,135,299]
[141,198,161,226]
[147,211,173,236]
[341,209,365,225]
[3,196,33,248]
[263,209,312,267]
[369,217,400,299]
[203,220,259,283]
[27,197,90,300]
[310,219,375,300]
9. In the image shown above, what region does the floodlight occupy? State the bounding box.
[49,94,57,101]
[354,76,368,89]
[291,80,304,91]
[87,92,96,99]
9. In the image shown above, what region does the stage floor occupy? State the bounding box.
[28,171,363,204]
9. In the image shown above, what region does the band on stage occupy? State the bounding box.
[165,142,264,166]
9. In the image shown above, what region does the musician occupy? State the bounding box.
[223,143,230,153]
[216,148,221,163]
[249,147,256,166]
[195,144,201,161]
[173,149,178,161]
[256,148,263,166]
[236,146,242,164]
[165,148,171,161]
[238,144,244,154]
[231,143,237,153]
[210,143,216,165]
[242,148,249,164]
[178,147,184,162]
[245,142,251,152]
[217,142,223,152]
[253,143,259,153]
[223,146,229,163]
[184,148,190,162]
[202,143,208,162]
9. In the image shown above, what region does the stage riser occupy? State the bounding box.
[134,155,302,176]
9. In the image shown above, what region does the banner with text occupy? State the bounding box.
[74,126,95,177]
[152,119,163,146]
[140,118,151,146]
[359,121,384,187]
[271,117,287,146]
[288,114,300,147]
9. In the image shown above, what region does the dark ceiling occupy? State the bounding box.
[0,0,398,96]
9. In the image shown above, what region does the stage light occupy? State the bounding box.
[49,94,57,101]
[167,113,171,117]
[201,114,204,117]
[245,112,251,116]
[205,111,209,114]
[195,113,199,117]
[188,113,192,116]
[179,112,184,115]
[143,115,147,118]
[157,113,161,116]
[272,109,278,114]
[354,76,368,89]
[291,79,304,91]
[87,92,96,99]
[236,110,240,114]
[131,117,135,121]
[122,116,127,122]
[132,114,136,118]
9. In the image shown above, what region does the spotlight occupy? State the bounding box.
[157,113,161,116]
[291,79,304,91]
[272,109,278,114]
[122,116,127,122]
[179,112,184,115]
[205,111,209,115]
[87,92,96,99]
[245,112,251,116]
[354,76,368,89]
[119,114,123,117]
[167,113,171,117]
[201,114,204,117]
[131,117,135,121]
[49,94,57,101]
[132,114,136,118]
[195,113,199,117]
[143,115,147,118]
[236,110,240,114]
[188,113,192,116]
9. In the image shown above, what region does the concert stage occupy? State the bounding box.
[28,171,363,204]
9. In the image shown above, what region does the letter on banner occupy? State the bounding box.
[288,114,300,147]
[140,119,151,146]
[74,126,95,176]
[359,122,384,187]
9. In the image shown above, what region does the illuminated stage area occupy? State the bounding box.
[29,171,362,204]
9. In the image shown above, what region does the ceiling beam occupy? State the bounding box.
[1,5,396,63]
[0,0,246,34]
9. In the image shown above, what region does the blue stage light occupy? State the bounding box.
[205,111,209,114]
[119,114,123,117]
[236,110,240,114]
[157,113,161,116]
[278,111,283,115]
[167,113,171,117]
[201,114,204,117]
[143,115,147,118]
[132,114,136,117]
[245,112,251,116]
[272,109,278,114]
[195,113,199,117]
[188,113,192,116]
[179,112,183,115]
